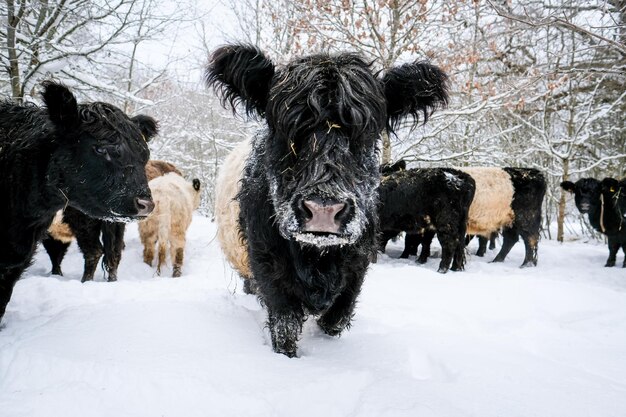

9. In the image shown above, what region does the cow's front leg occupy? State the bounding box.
[253,250,305,357]
[317,269,365,337]
[0,269,22,322]
[267,307,304,358]
[605,238,619,267]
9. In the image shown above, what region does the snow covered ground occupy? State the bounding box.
[1,214,625,417]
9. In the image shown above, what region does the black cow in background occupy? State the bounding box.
[457,167,546,267]
[561,178,626,267]
[207,44,448,357]
[379,161,545,268]
[378,160,438,265]
[378,160,437,262]
[378,168,475,273]
[42,161,180,282]
[0,82,157,321]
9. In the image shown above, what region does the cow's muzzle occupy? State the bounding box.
[297,196,353,234]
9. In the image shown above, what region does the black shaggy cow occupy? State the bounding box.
[379,162,545,268]
[0,82,157,321]
[378,168,476,272]
[561,178,626,267]
[206,44,448,357]
[42,161,179,282]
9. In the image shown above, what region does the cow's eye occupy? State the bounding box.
[93,145,111,161]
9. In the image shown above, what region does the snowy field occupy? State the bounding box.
[1,214,625,417]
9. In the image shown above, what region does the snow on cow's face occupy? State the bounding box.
[206,44,449,247]
[262,54,384,246]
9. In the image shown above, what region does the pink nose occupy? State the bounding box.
[303,200,346,234]
[135,198,155,217]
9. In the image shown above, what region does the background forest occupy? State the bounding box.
[1,0,624,242]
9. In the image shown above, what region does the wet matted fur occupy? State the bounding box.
[206,44,449,357]
[0,82,157,321]
[378,168,475,273]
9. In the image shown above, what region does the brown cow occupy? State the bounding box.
[139,173,201,277]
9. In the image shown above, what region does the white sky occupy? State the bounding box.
[134,0,240,84]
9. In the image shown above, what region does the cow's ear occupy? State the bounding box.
[601,177,619,194]
[380,159,407,175]
[394,160,407,171]
[205,44,275,118]
[131,114,159,142]
[560,181,575,193]
[381,61,449,132]
[42,81,80,129]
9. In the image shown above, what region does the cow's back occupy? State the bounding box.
[458,167,515,236]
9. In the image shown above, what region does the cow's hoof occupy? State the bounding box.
[275,347,298,358]
[317,317,349,337]
[604,261,615,267]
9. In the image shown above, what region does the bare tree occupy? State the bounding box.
[0,0,196,104]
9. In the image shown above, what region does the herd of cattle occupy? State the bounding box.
[0,43,624,358]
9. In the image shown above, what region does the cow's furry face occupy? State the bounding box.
[206,44,449,248]
[263,55,384,246]
[44,83,158,221]
[561,178,601,214]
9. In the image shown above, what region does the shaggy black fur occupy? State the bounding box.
[378,168,476,273]
[42,161,178,282]
[206,44,448,357]
[491,168,545,267]
[561,177,626,267]
[0,82,157,321]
